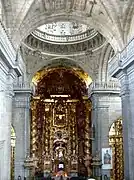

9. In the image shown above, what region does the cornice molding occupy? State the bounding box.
[88,81,120,98]
[0,21,23,76]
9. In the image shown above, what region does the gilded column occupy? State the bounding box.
[67,103,72,174]
[43,101,51,173]
[70,102,78,175]
[30,99,37,157]
[84,100,92,177]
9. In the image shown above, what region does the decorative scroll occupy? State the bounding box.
[109,118,124,180]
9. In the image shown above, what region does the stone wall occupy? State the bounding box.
[0,22,24,180]
[108,37,134,180]
[12,90,31,179]
[90,82,121,179]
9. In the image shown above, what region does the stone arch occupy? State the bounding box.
[28,56,92,83]
[109,116,122,132]
[98,43,114,82]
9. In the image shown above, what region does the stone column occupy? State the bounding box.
[116,69,134,180]
[0,140,5,180]
[91,92,109,179]
[0,85,7,180]
[13,89,31,179]
[108,38,134,180]
[0,70,14,180]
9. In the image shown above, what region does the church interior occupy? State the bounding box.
[0,0,134,180]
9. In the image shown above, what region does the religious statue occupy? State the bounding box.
[84,154,92,176]
[59,149,63,158]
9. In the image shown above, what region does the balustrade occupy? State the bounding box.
[108,37,134,77]
[32,29,97,43]
[89,81,120,93]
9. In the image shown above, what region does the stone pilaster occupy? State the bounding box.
[91,92,109,179]
[13,89,31,179]
[116,69,134,180]
[108,37,134,180]
[0,69,15,180]
[89,81,121,179]
[0,140,5,180]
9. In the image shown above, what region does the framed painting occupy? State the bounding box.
[102,147,112,169]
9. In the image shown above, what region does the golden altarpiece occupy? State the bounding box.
[30,68,92,177]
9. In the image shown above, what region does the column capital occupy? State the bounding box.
[14,91,31,108]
